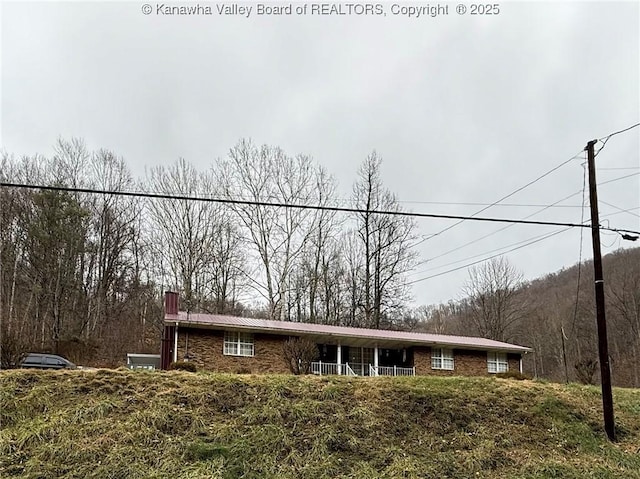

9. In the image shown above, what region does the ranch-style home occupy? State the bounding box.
[160,292,531,376]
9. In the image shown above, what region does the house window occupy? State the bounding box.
[431,348,454,370]
[223,331,254,357]
[487,352,508,373]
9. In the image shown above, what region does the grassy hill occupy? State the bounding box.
[1,370,640,479]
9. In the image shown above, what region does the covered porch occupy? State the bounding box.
[311,343,416,377]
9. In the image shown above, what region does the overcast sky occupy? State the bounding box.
[1,0,639,307]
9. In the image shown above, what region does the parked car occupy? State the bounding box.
[20,353,76,370]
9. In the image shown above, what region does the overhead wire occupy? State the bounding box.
[415,189,584,267]
[408,206,633,281]
[406,126,640,286]
[599,167,640,171]
[409,170,638,273]
[570,162,588,335]
[408,150,586,247]
[394,200,586,208]
[2,181,638,234]
[598,122,640,142]
[413,123,639,248]
[600,200,640,219]
[408,229,570,275]
[598,171,639,185]
[407,228,571,285]
[595,122,640,157]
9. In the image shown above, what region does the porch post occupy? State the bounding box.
[173,323,178,363]
[519,355,523,374]
[337,343,342,375]
[374,345,378,369]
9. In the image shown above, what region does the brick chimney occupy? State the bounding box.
[165,291,179,315]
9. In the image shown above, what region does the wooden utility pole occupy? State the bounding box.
[560,325,569,384]
[585,139,615,441]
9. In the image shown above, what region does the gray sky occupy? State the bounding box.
[2,0,639,306]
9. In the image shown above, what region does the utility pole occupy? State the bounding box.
[585,139,615,441]
[560,325,569,384]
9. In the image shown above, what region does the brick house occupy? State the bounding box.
[160,292,531,376]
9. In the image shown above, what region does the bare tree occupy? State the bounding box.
[341,229,365,326]
[0,154,30,366]
[606,250,640,386]
[413,304,447,334]
[80,148,146,361]
[289,167,342,323]
[352,152,418,329]
[216,139,319,320]
[462,257,527,342]
[146,158,243,314]
[0,142,153,366]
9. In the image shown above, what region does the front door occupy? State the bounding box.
[348,347,375,376]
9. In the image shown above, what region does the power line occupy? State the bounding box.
[598,122,640,141]
[411,171,639,266]
[408,229,570,276]
[595,122,640,157]
[407,228,571,285]
[413,124,636,257]
[604,206,640,216]
[571,162,588,336]
[600,232,621,249]
[408,205,635,286]
[2,181,639,235]
[403,153,640,285]
[598,171,639,185]
[406,153,637,246]
[409,150,586,245]
[393,201,586,208]
[418,189,583,265]
[408,205,634,279]
[599,167,640,171]
[600,200,640,219]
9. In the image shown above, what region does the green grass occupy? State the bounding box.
[1,370,639,478]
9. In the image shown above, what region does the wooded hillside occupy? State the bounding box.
[417,248,640,387]
[1,138,638,387]
[0,139,417,367]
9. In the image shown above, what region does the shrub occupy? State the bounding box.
[235,367,252,374]
[574,358,598,385]
[0,329,27,369]
[282,337,319,375]
[495,371,531,381]
[169,361,197,372]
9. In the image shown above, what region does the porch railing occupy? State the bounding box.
[313,362,415,377]
[311,361,357,376]
[370,365,416,377]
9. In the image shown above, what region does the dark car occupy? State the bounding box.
[20,353,76,370]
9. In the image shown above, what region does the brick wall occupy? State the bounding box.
[173,326,523,377]
[176,328,290,374]
[414,347,522,376]
[507,353,521,372]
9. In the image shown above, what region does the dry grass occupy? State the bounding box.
[1,369,639,478]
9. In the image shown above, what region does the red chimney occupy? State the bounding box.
[165,291,179,315]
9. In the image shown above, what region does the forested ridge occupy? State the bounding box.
[416,248,640,387]
[0,138,416,367]
[1,139,638,387]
